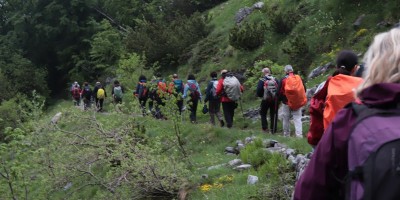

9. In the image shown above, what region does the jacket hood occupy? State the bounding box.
[360,83,400,107]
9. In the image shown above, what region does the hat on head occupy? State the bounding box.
[220,69,228,75]
[284,65,293,72]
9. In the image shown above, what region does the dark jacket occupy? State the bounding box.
[135,79,147,97]
[277,72,306,104]
[256,75,277,98]
[294,83,400,200]
[205,78,218,103]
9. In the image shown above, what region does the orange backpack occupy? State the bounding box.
[323,74,363,128]
[284,74,307,110]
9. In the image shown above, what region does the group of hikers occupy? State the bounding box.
[70,80,124,112]
[132,71,243,127]
[69,27,400,200]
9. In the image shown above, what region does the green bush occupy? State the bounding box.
[239,139,270,168]
[229,22,266,50]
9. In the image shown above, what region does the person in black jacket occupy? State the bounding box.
[204,71,224,127]
[256,68,278,133]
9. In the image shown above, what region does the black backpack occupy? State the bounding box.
[83,86,92,99]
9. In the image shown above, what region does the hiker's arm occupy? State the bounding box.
[256,79,264,97]
[204,82,211,103]
[182,84,188,99]
[196,83,202,101]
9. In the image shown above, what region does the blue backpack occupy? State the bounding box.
[346,103,400,200]
[173,79,183,93]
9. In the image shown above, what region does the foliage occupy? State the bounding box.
[87,20,123,80]
[116,53,150,90]
[229,21,266,50]
[239,139,269,168]
[125,13,210,70]
[0,91,45,142]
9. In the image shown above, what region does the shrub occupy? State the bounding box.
[239,139,270,168]
[229,22,266,51]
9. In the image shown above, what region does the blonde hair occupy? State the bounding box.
[357,28,400,98]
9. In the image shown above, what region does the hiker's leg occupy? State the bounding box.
[209,101,216,125]
[292,108,303,138]
[177,100,183,115]
[269,101,277,133]
[223,102,235,128]
[282,104,290,136]
[192,99,198,122]
[215,101,224,122]
[188,100,196,122]
[260,100,268,131]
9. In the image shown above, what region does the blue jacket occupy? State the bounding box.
[183,80,202,100]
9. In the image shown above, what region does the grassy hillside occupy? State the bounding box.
[1,0,398,199]
[183,0,398,92]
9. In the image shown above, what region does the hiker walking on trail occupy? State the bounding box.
[149,73,167,119]
[278,65,306,138]
[183,74,202,123]
[307,50,363,147]
[112,80,124,104]
[81,82,92,110]
[216,70,243,128]
[71,83,81,106]
[134,75,149,116]
[168,74,184,115]
[256,68,278,133]
[205,71,224,127]
[94,82,106,112]
[294,28,400,200]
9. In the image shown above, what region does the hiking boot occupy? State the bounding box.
[220,120,225,127]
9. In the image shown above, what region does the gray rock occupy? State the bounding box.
[63,182,72,191]
[353,14,365,28]
[245,136,253,144]
[225,146,238,154]
[288,155,296,166]
[285,148,296,157]
[235,7,254,24]
[207,164,225,171]
[234,164,252,171]
[247,175,259,184]
[269,140,279,147]
[201,174,209,179]
[237,143,245,151]
[51,112,62,124]
[236,140,244,146]
[265,147,285,154]
[252,2,264,9]
[243,108,260,121]
[308,63,334,79]
[274,142,288,149]
[228,159,243,167]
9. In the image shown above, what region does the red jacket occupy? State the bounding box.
[216,77,244,102]
[307,77,332,146]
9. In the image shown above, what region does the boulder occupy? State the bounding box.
[225,146,238,154]
[51,112,62,124]
[228,159,243,167]
[234,164,252,171]
[247,175,259,184]
[235,7,254,24]
[252,2,264,9]
[353,14,365,28]
[308,63,334,79]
